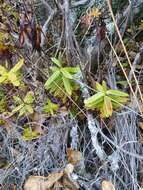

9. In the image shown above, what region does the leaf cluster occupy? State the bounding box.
[0,59,24,86]
[84,81,129,118]
[12,91,34,117]
[44,57,80,97]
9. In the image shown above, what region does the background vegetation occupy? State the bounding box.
[0,0,143,189]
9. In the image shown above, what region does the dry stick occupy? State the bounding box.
[41,0,55,47]
[77,74,107,161]
[106,0,143,109]
[72,0,89,7]
[106,36,143,116]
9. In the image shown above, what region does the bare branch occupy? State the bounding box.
[71,0,89,7]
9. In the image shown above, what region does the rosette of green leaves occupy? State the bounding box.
[43,98,58,115]
[0,59,24,86]
[44,57,80,97]
[12,91,34,117]
[84,81,129,118]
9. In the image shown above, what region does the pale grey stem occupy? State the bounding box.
[77,74,107,161]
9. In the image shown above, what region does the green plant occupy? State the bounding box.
[44,57,80,97]
[0,59,24,86]
[12,91,34,117]
[22,126,39,141]
[43,98,58,115]
[84,81,129,118]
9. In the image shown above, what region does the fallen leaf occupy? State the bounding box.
[24,171,63,190]
[45,171,64,189]
[24,176,47,190]
[24,164,79,190]
[62,174,79,190]
[67,149,82,166]
[102,180,115,190]
[64,163,74,175]
[139,122,143,130]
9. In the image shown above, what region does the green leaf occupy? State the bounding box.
[44,70,61,89]
[12,104,24,113]
[43,98,58,115]
[8,72,20,86]
[96,82,104,92]
[101,96,113,118]
[64,66,80,74]
[13,96,22,104]
[106,89,129,97]
[109,95,128,104]
[22,127,39,141]
[19,107,26,117]
[62,76,72,95]
[61,68,73,79]
[84,81,129,118]
[84,92,104,108]
[116,80,127,86]
[24,91,34,104]
[51,57,61,67]
[25,105,34,114]
[10,59,24,73]
[102,81,107,92]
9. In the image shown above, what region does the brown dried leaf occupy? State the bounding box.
[24,172,63,190]
[62,174,79,190]
[64,164,74,175]
[24,164,79,190]
[139,122,143,130]
[53,181,63,189]
[45,171,64,189]
[67,149,82,166]
[102,180,115,190]
[24,176,47,190]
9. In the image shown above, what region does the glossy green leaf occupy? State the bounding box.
[8,72,20,86]
[62,76,72,95]
[25,105,34,114]
[101,96,113,118]
[107,89,129,97]
[13,96,22,104]
[84,81,129,118]
[102,81,107,92]
[84,92,104,107]
[22,127,39,141]
[96,82,104,92]
[64,66,80,74]
[24,91,34,104]
[12,104,24,113]
[43,98,58,115]
[45,70,61,89]
[109,95,128,104]
[60,68,73,79]
[19,107,26,117]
